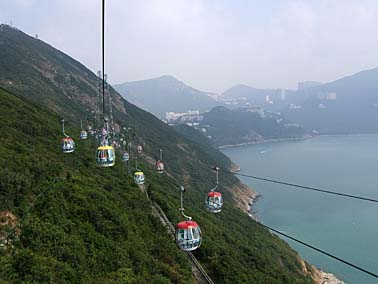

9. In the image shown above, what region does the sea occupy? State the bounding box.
[222,135,378,284]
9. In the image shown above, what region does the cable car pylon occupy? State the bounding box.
[176,186,202,251]
[61,119,75,153]
[205,166,223,213]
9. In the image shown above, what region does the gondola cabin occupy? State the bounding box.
[122,152,129,162]
[134,171,145,185]
[137,144,143,153]
[61,137,75,153]
[80,130,88,140]
[156,161,164,173]
[175,220,202,251]
[205,191,223,213]
[96,145,115,167]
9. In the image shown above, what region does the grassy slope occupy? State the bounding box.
[0,88,193,284]
[0,25,315,283]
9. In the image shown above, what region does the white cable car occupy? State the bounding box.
[134,171,145,185]
[176,186,202,251]
[80,130,88,140]
[61,119,75,153]
[80,120,88,140]
[205,166,223,213]
[96,145,115,167]
[156,149,164,173]
[122,152,129,162]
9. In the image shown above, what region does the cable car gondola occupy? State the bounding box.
[80,120,88,140]
[122,152,129,162]
[176,186,202,251]
[137,144,143,153]
[156,149,164,174]
[205,166,223,213]
[61,137,75,153]
[80,130,88,140]
[134,171,145,185]
[156,161,164,173]
[61,119,75,153]
[96,145,115,167]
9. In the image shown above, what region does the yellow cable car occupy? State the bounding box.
[134,171,145,185]
[96,145,115,167]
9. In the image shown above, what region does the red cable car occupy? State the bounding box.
[176,220,202,251]
[137,144,143,153]
[175,186,202,251]
[156,149,164,173]
[205,166,223,213]
[205,191,223,213]
[156,161,164,173]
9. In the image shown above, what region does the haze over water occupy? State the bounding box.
[222,135,378,284]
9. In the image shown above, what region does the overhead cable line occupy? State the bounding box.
[257,222,378,279]
[102,0,105,122]
[226,171,378,204]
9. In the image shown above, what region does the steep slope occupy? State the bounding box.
[0,87,193,283]
[114,75,220,118]
[0,24,319,283]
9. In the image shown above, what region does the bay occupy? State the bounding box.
[222,135,378,284]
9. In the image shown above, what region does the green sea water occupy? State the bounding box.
[222,135,378,284]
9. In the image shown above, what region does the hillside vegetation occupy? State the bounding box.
[0,25,317,283]
[0,87,193,283]
[201,106,306,146]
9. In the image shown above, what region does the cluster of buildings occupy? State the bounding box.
[164,110,203,125]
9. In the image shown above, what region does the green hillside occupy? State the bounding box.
[200,106,306,146]
[0,87,193,283]
[0,25,317,283]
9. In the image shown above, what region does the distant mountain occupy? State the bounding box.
[282,67,378,134]
[199,106,306,146]
[223,85,276,101]
[222,84,294,110]
[223,68,378,134]
[297,81,322,90]
[114,75,220,118]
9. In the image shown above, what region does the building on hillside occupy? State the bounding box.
[165,110,202,124]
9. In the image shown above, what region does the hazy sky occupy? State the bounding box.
[1,0,378,93]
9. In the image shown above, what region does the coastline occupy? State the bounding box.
[229,163,345,284]
[219,133,378,150]
[218,135,312,149]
